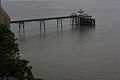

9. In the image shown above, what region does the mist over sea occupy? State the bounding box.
[3,0,120,80]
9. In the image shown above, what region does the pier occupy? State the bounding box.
[10,9,95,33]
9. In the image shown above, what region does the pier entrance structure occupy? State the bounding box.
[10,9,95,32]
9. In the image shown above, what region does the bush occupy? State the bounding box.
[0,24,39,80]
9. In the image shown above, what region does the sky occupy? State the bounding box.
[2,0,61,1]
[3,0,120,2]
[2,0,120,1]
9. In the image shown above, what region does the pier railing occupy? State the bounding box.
[10,15,78,23]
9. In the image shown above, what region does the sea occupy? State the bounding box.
[2,0,120,80]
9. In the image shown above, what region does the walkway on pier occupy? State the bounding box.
[10,15,79,32]
[10,15,78,23]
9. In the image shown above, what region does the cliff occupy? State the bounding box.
[0,6,10,25]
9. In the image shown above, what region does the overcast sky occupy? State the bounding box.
[3,0,120,2]
[2,0,62,1]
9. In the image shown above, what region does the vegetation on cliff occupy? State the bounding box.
[0,24,41,80]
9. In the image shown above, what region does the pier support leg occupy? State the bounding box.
[44,21,46,31]
[19,23,21,33]
[61,20,63,29]
[70,18,73,25]
[56,19,63,30]
[70,18,73,28]
[18,22,25,34]
[18,22,25,40]
[39,20,46,32]
[39,21,42,31]
[57,20,59,29]
[23,22,25,33]
[71,18,76,25]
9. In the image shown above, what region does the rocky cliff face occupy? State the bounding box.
[0,6,10,25]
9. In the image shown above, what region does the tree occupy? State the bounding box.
[0,24,40,80]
